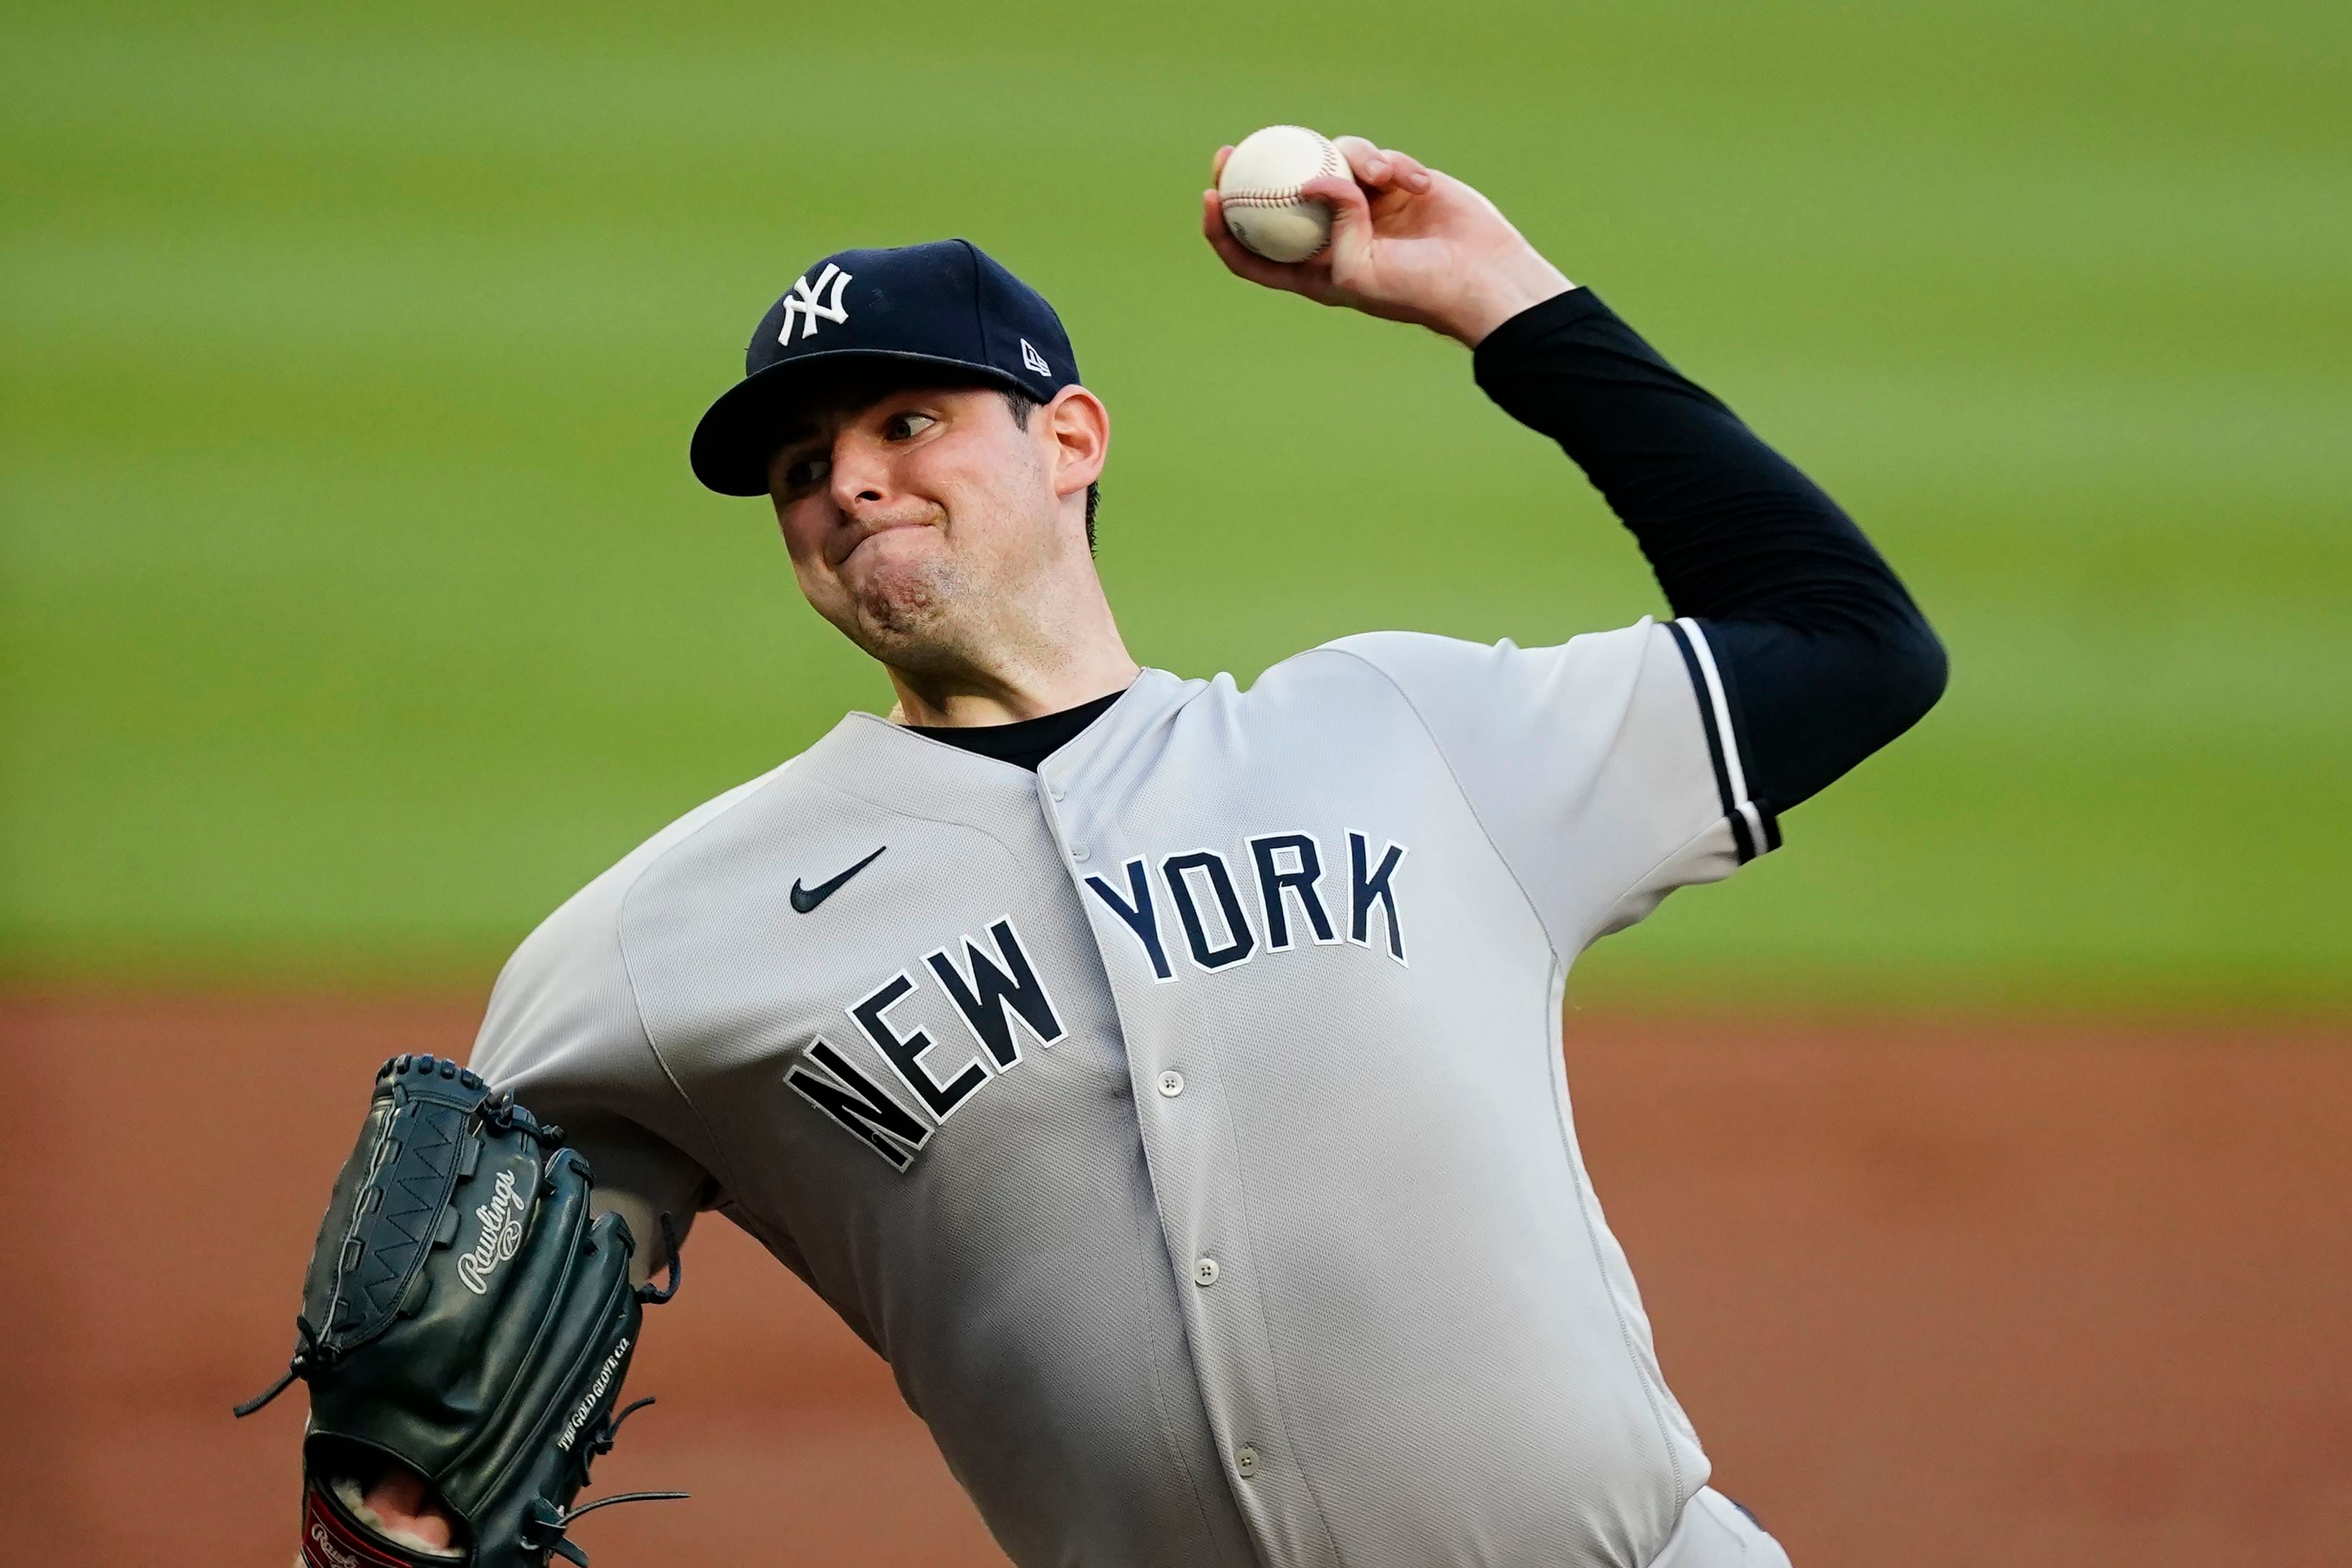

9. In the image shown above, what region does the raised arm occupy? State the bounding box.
[1204,135,1945,820]
[1470,291,1944,815]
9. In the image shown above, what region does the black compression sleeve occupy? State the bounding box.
[1472,289,1946,817]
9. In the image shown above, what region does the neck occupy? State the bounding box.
[884,601,1139,729]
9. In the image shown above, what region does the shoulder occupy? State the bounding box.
[1253,620,1663,714]
[1315,621,1657,676]
[523,762,799,964]
[474,748,826,1068]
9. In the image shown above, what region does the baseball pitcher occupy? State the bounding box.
[243,136,1945,1568]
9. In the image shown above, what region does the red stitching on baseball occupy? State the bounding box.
[1219,132,1347,208]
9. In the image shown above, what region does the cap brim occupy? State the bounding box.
[689,349,1033,498]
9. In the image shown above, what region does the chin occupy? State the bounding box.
[843,553,961,654]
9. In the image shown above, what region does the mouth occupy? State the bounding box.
[834,517,934,568]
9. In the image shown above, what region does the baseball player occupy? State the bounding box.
[259,137,1943,1568]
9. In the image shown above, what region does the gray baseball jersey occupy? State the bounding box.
[470,615,1775,1568]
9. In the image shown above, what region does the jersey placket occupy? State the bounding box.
[1040,710,1345,1568]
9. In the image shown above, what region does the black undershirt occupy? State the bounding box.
[906,688,1126,773]
[909,290,1944,807]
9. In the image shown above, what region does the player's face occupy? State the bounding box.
[766,379,1086,670]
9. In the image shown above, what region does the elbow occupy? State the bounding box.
[1877,614,1948,739]
[1710,606,1945,816]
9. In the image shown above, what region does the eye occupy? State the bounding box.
[780,453,831,494]
[884,411,938,442]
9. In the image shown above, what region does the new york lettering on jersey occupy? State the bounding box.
[783,827,1408,1170]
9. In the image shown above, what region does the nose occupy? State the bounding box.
[827,431,891,515]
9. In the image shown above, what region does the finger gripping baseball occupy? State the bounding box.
[238,1052,686,1567]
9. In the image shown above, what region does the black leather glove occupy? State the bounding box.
[238,1052,683,1567]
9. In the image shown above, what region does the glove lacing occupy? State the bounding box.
[515,1214,691,1566]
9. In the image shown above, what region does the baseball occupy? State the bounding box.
[1216,125,1348,263]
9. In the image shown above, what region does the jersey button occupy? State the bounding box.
[1193,1257,1219,1287]
[1047,783,1067,801]
[1234,1444,1261,1480]
[1070,843,1090,863]
[1156,1070,1185,1098]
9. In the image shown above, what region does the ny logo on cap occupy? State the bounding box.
[778,263,853,343]
[1020,338,1051,377]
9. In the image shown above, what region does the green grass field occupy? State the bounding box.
[5,0,2346,1009]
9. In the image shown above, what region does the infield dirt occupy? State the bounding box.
[7,996,2345,1567]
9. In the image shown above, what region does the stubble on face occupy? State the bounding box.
[842,467,1065,678]
[836,519,963,667]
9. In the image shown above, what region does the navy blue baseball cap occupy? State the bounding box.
[689,238,1080,497]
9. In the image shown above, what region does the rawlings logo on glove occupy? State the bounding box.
[458,1167,531,1295]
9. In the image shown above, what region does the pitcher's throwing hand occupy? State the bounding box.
[1204,128,1574,344]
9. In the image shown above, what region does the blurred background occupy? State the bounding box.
[4,1,2346,1564]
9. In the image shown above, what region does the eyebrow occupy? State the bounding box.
[770,425,822,460]
[769,382,975,469]
[768,392,893,462]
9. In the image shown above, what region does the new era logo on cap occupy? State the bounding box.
[689,239,1081,498]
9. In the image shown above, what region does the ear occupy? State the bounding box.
[1041,385,1108,503]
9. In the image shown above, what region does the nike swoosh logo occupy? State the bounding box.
[790,846,886,913]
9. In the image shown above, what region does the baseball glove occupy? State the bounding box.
[237,1052,684,1568]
